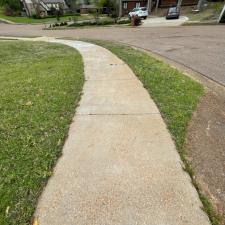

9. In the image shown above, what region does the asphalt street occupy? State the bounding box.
[0,24,225,86]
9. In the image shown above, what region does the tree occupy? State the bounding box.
[147,0,152,13]
[92,0,119,18]
[0,0,21,15]
[0,0,20,10]
[177,0,183,9]
[66,0,78,11]
[218,3,225,23]
[110,0,119,19]
[155,0,160,14]
[196,0,206,11]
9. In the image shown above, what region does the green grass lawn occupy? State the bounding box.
[0,8,69,24]
[0,7,94,24]
[0,41,84,224]
[182,2,224,22]
[86,40,221,225]
[150,2,224,22]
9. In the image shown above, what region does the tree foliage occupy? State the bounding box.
[94,0,117,8]
[94,0,119,17]
[0,0,21,11]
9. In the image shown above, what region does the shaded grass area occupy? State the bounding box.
[87,40,221,225]
[0,41,84,224]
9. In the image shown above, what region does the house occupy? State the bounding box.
[42,0,69,12]
[21,0,36,17]
[119,0,198,16]
[121,0,148,16]
[159,0,198,7]
[21,0,69,17]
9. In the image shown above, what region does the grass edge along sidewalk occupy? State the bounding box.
[85,39,222,225]
[0,40,84,225]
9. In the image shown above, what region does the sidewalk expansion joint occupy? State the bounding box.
[76,113,160,116]
[85,78,137,81]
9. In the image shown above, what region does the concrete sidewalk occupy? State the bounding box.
[33,39,210,225]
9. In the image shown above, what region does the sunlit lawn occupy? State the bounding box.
[0,40,84,224]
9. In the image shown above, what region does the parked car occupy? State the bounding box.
[166,6,180,19]
[128,7,148,19]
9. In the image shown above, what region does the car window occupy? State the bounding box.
[169,7,177,13]
[132,8,139,12]
[141,7,147,11]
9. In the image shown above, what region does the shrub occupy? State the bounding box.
[96,18,114,25]
[60,21,68,26]
[69,18,115,27]
[1,0,20,12]
[117,18,130,24]
[4,4,14,16]
[131,15,141,26]
[2,0,21,16]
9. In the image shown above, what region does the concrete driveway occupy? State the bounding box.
[0,24,225,86]
[141,16,189,27]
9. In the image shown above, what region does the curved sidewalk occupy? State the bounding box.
[35,40,210,225]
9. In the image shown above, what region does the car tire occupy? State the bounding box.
[143,16,147,19]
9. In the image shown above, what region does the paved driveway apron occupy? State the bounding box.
[35,40,210,225]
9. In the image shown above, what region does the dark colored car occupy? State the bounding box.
[166,6,180,19]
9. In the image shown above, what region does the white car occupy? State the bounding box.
[128,7,148,19]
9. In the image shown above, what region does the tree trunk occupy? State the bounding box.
[177,0,183,9]
[155,0,160,15]
[147,0,152,14]
[197,0,205,11]
[119,0,122,17]
[218,3,225,23]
